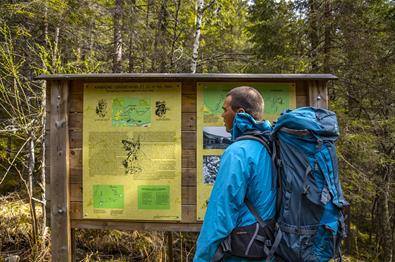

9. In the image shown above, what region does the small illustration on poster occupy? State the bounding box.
[96,99,108,118]
[121,137,143,175]
[155,100,169,119]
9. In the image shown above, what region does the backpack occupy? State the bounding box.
[212,107,348,262]
[272,107,348,262]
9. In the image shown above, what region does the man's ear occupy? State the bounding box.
[237,108,245,113]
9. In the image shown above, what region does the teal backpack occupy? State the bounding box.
[272,107,348,261]
[212,107,348,262]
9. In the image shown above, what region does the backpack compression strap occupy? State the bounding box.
[245,199,283,261]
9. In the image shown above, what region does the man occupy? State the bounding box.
[194,86,276,261]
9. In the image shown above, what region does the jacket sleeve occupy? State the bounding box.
[194,146,250,262]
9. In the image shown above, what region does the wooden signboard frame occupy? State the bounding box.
[38,73,336,261]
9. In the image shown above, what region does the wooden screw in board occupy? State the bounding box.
[308,80,328,109]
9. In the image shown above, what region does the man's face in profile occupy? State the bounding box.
[221,95,237,132]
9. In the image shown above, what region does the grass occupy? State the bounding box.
[0,193,198,261]
[0,193,373,261]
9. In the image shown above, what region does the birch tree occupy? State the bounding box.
[191,0,205,73]
[113,0,123,72]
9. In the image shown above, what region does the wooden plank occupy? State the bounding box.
[296,95,308,107]
[69,148,82,171]
[295,80,308,96]
[70,80,83,95]
[69,130,82,149]
[182,168,196,186]
[50,80,72,261]
[182,186,196,205]
[182,131,196,150]
[182,93,196,113]
[70,183,82,202]
[36,73,338,81]
[182,113,196,131]
[182,204,196,223]
[69,95,83,113]
[69,112,82,130]
[70,201,83,219]
[182,81,197,94]
[182,149,196,168]
[71,218,201,232]
[46,82,51,113]
[70,168,82,184]
[308,80,328,108]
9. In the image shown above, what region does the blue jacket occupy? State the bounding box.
[194,113,276,262]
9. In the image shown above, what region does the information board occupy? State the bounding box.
[83,82,182,220]
[196,82,296,220]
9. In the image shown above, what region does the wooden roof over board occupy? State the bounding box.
[36,73,338,81]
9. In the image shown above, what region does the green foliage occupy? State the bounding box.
[0,0,393,260]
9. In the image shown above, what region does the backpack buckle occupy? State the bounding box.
[220,236,232,253]
[276,159,282,167]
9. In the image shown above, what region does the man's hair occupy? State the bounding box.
[226,86,264,120]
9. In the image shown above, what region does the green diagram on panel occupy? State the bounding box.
[93,185,124,209]
[261,88,290,116]
[203,88,228,115]
[138,185,170,210]
[112,97,151,127]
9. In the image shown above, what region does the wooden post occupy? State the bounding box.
[50,80,72,261]
[166,232,174,262]
[308,80,328,108]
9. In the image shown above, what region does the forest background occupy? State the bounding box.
[0,0,393,261]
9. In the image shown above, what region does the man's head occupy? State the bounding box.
[221,86,264,132]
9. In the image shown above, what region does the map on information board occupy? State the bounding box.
[112,97,151,127]
[196,82,296,220]
[83,83,182,220]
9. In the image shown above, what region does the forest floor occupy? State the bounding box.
[0,193,197,261]
[0,194,365,262]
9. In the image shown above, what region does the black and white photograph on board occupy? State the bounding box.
[203,126,232,149]
[203,155,221,184]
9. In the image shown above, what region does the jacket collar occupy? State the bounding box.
[230,113,272,140]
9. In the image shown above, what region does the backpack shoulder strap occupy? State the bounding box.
[236,131,272,155]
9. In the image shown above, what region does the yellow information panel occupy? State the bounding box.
[196,82,296,220]
[83,82,181,220]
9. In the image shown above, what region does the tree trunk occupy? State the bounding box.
[152,0,169,72]
[113,0,123,73]
[28,131,38,243]
[308,0,319,72]
[191,0,204,73]
[323,0,331,73]
[142,0,154,72]
[127,0,137,72]
[53,27,60,71]
[381,171,393,262]
[44,0,48,46]
[169,0,181,71]
[41,83,48,239]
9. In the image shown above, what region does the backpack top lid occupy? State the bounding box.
[272,107,340,139]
